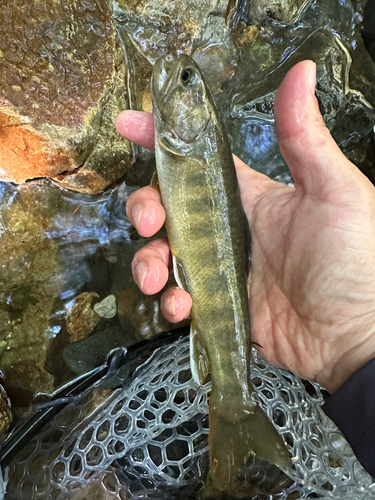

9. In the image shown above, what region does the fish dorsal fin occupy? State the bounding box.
[172,255,188,291]
[190,321,210,385]
[158,134,184,156]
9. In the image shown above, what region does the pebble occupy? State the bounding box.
[94,294,117,319]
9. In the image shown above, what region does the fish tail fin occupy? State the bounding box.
[208,401,291,492]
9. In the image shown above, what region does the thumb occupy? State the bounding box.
[274,60,365,199]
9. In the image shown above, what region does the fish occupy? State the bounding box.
[151,53,291,492]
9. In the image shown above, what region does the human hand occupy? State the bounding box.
[116,60,375,394]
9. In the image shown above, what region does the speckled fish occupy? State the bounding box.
[151,53,291,492]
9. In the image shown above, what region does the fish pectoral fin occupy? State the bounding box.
[158,134,184,156]
[150,171,160,193]
[190,321,210,385]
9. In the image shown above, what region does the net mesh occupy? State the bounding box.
[4,336,375,499]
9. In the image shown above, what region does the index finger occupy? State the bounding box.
[116,111,155,150]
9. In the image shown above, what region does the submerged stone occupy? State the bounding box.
[227,0,313,27]
[0,182,64,409]
[63,325,135,375]
[94,294,117,319]
[66,292,101,342]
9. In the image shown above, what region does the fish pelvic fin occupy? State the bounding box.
[190,321,210,385]
[172,255,188,291]
[150,171,160,194]
[208,396,292,492]
[172,257,210,386]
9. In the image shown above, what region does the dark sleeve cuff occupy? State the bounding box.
[322,357,375,477]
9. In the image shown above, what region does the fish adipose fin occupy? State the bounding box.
[208,395,292,492]
[190,321,210,385]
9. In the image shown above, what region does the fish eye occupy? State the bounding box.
[181,69,192,83]
[181,67,197,85]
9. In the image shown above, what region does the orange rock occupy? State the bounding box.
[0,107,74,183]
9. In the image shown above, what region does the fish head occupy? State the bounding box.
[152,54,212,149]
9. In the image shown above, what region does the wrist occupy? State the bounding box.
[316,332,375,394]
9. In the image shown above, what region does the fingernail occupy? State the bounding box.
[135,261,148,289]
[163,294,176,316]
[132,204,143,228]
[307,62,316,95]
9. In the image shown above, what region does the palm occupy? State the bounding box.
[247,180,375,387]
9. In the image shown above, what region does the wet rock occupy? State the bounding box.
[238,25,260,45]
[66,292,101,343]
[0,179,137,410]
[252,0,311,24]
[112,0,218,61]
[0,385,12,442]
[94,295,117,319]
[0,0,132,193]
[227,0,312,27]
[45,323,76,388]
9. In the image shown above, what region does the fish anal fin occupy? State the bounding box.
[190,321,210,385]
[208,395,292,492]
